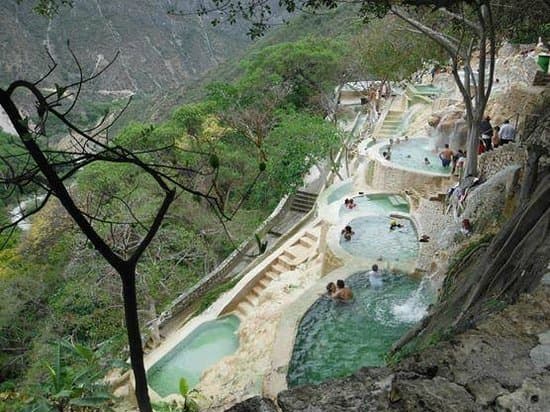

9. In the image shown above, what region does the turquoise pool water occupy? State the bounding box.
[327,182,353,204]
[287,272,434,387]
[339,215,418,263]
[339,194,409,217]
[147,315,240,396]
[413,84,442,95]
[382,138,452,174]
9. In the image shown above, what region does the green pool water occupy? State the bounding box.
[327,182,353,204]
[287,272,434,387]
[339,194,409,217]
[147,315,240,396]
[413,84,442,95]
[339,215,418,263]
[382,138,452,174]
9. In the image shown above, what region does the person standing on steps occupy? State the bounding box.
[480,115,493,151]
[499,119,516,145]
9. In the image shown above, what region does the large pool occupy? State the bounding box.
[287,272,434,387]
[382,138,451,174]
[339,215,418,264]
[147,315,240,396]
[339,194,409,217]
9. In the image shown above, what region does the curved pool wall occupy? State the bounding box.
[147,315,240,397]
[365,138,454,195]
[287,271,434,387]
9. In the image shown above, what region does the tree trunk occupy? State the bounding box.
[520,146,542,202]
[465,121,480,177]
[121,269,153,412]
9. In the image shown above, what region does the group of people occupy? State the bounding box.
[341,225,355,241]
[480,116,516,152]
[344,198,357,209]
[326,279,354,300]
[382,136,410,161]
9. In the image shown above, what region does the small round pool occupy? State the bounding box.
[287,272,434,387]
[339,216,418,264]
[381,138,451,174]
[339,194,409,217]
[147,315,240,396]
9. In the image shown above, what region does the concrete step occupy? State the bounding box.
[299,236,314,248]
[304,231,318,242]
[272,262,289,273]
[245,294,259,306]
[277,255,294,269]
[282,250,297,260]
[259,278,271,288]
[237,301,255,316]
[389,194,408,207]
[252,285,264,297]
[265,270,279,280]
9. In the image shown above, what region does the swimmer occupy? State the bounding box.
[341,225,355,241]
[333,279,353,300]
[368,264,383,288]
[383,151,391,160]
[390,219,404,230]
[347,198,357,209]
[326,282,336,296]
[424,157,431,166]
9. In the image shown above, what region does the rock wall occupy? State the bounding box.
[478,143,527,181]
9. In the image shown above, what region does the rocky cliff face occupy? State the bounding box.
[0,0,251,93]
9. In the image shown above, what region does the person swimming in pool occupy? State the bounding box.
[341,225,355,241]
[390,219,404,230]
[368,264,383,288]
[326,282,336,297]
[333,279,353,300]
[438,144,454,168]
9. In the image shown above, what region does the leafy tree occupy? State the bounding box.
[0,49,262,412]
[197,0,547,176]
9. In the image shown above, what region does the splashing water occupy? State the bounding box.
[392,278,434,323]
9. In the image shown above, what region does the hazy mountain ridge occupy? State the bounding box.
[0,0,252,93]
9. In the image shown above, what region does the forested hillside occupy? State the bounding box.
[2,1,525,411]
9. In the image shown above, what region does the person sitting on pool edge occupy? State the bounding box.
[333,279,353,300]
[326,282,336,297]
[341,225,355,241]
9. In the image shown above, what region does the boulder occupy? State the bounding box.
[225,396,278,412]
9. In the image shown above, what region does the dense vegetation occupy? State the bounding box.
[0,4,449,411]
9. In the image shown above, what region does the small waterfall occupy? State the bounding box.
[398,104,425,135]
[9,195,46,231]
[392,277,433,323]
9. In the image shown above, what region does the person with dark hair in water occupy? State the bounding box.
[368,264,383,288]
[326,282,336,297]
[333,279,353,300]
[341,225,355,241]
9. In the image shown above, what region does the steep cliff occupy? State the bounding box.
[0,0,251,94]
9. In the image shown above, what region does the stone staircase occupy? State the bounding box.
[374,110,403,139]
[232,228,320,319]
[290,191,318,213]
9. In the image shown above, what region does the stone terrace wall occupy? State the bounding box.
[478,143,527,181]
